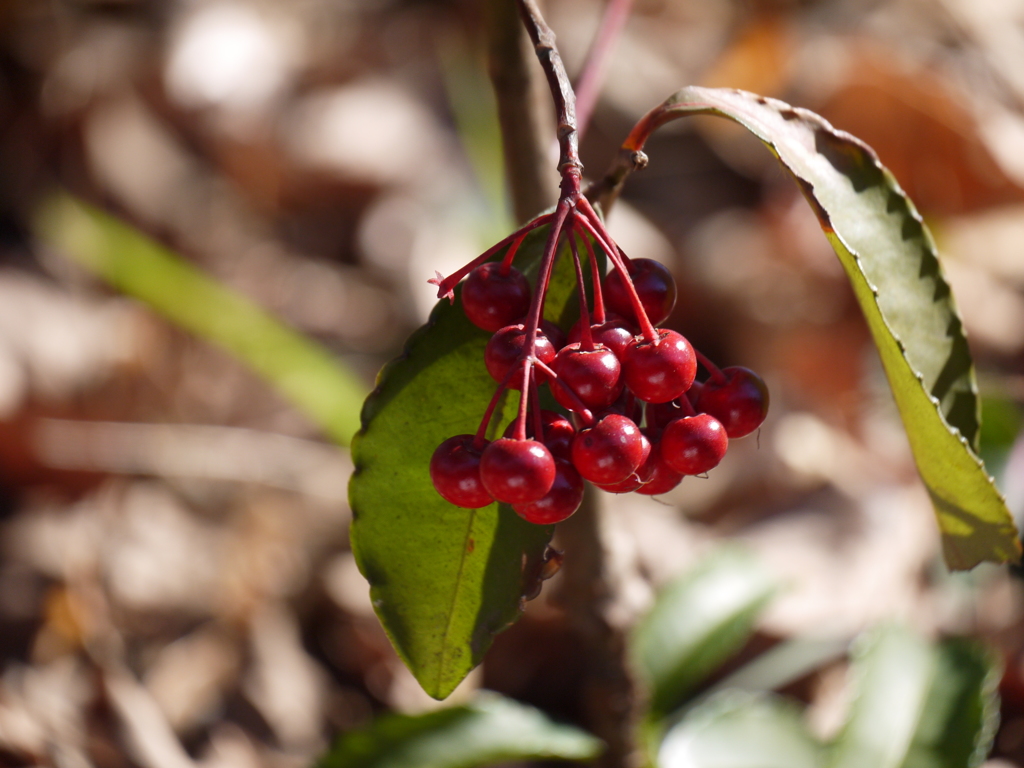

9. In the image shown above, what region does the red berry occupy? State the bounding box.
[480,438,556,504]
[595,431,653,493]
[540,319,568,351]
[661,414,728,475]
[462,263,531,332]
[603,258,677,326]
[571,413,645,485]
[430,435,494,508]
[568,315,635,358]
[645,399,684,431]
[551,343,623,411]
[484,324,556,388]
[622,329,696,403]
[539,410,575,460]
[635,448,683,495]
[513,459,584,524]
[634,428,684,495]
[503,410,575,460]
[696,367,769,438]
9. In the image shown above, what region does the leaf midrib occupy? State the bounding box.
[434,507,478,695]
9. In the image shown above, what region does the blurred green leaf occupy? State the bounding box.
[828,626,1001,768]
[639,86,1020,569]
[658,691,822,768]
[708,635,850,698]
[349,226,597,699]
[35,194,365,446]
[317,693,603,768]
[631,548,776,720]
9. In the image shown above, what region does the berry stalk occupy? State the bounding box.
[574,203,658,341]
[568,234,594,351]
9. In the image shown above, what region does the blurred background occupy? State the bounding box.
[3,0,1024,765]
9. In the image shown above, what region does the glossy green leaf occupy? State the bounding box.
[631,548,776,719]
[34,194,366,446]
[349,226,594,699]
[828,625,1001,768]
[658,691,822,768]
[638,86,1019,569]
[317,693,603,768]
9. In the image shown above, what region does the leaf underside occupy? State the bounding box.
[349,226,595,699]
[650,86,1019,569]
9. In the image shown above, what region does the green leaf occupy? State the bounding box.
[828,625,1001,768]
[33,194,366,446]
[317,692,603,768]
[349,226,593,699]
[640,86,1019,569]
[708,635,850,698]
[631,548,776,719]
[657,691,822,768]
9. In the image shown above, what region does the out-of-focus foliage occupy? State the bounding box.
[36,195,367,446]
[317,692,602,768]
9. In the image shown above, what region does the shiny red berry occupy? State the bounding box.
[633,428,684,495]
[484,324,556,388]
[430,435,493,508]
[462,263,531,332]
[540,319,568,351]
[622,329,696,403]
[696,367,769,438]
[603,258,677,326]
[551,343,623,411]
[503,410,575,461]
[571,413,645,485]
[513,459,584,524]
[661,413,729,475]
[567,315,635,358]
[595,431,653,493]
[480,438,556,504]
[645,399,684,431]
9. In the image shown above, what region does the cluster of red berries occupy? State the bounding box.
[428,200,767,527]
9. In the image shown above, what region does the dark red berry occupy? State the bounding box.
[480,438,556,504]
[634,444,683,495]
[485,324,556,388]
[632,428,683,495]
[513,459,584,524]
[686,379,703,408]
[551,343,623,411]
[462,263,531,332]
[622,329,697,403]
[696,367,769,438]
[430,435,493,508]
[595,431,653,493]
[603,258,677,326]
[568,315,635,358]
[539,410,575,460]
[571,413,645,485]
[540,319,568,351]
[645,399,684,431]
[661,413,728,475]
[503,410,575,461]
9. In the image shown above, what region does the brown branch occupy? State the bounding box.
[555,488,649,768]
[515,0,582,182]
[486,0,557,221]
